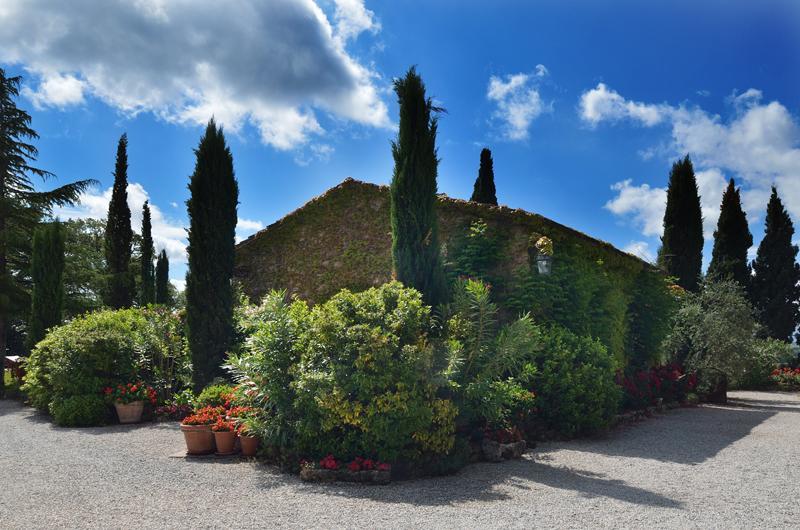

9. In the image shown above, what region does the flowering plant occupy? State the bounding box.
[302,455,391,473]
[103,381,157,406]
[181,406,224,426]
[212,417,235,432]
[771,367,800,387]
[155,403,192,421]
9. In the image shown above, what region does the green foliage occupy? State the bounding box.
[104,133,135,309]
[507,250,632,363]
[62,218,106,317]
[195,383,235,409]
[470,148,497,205]
[446,218,504,287]
[51,395,109,427]
[665,280,761,388]
[390,67,448,307]
[0,68,94,399]
[737,338,793,390]
[22,307,189,425]
[155,249,170,305]
[625,269,678,369]
[659,155,704,292]
[532,325,621,437]
[227,290,309,451]
[751,187,800,342]
[140,201,155,305]
[28,221,65,349]
[707,179,752,289]
[295,282,455,461]
[186,119,239,391]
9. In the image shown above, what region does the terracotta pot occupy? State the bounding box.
[239,435,259,457]
[214,430,237,455]
[181,424,215,455]
[115,401,145,424]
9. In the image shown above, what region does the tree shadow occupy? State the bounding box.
[728,393,800,414]
[7,400,180,434]
[555,403,776,465]
[255,456,682,509]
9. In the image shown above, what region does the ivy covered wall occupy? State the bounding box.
[235,178,667,367]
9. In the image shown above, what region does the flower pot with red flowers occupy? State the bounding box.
[231,409,262,457]
[180,406,223,455]
[104,382,158,424]
[211,418,237,455]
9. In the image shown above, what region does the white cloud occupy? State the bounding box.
[579,83,665,127]
[623,241,655,263]
[604,180,666,237]
[588,84,800,241]
[54,182,187,266]
[236,217,264,243]
[0,0,390,150]
[21,72,85,109]
[170,278,186,293]
[487,70,548,141]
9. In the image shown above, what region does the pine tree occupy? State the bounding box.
[140,201,155,305]
[659,155,704,291]
[707,178,753,289]
[751,187,800,341]
[0,69,92,398]
[470,148,498,205]
[155,249,170,305]
[28,222,65,348]
[186,119,238,391]
[104,134,134,308]
[390,67,448,307]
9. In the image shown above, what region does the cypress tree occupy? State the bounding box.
[707,178,753,289]
[390,67,448,307]
[155,249,170,305]
[104,134,134,308]
[140,201,155,305]
[470,148,498,205]
[186,119,238,391]
[751,187,800,341]
[28,222,65,348]
[0,69,92,398]
[659,155,704,291]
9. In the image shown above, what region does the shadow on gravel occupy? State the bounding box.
[728,394,800,413]
[559,404,775,465]
[283,456,683,509]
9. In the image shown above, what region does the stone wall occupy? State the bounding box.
[234,178,650,305]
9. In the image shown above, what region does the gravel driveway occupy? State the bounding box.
[1,390,798,529]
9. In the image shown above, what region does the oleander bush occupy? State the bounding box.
[23,307,190,426]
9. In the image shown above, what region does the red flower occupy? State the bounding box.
[377,463,391,472]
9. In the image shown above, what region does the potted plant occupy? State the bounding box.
[104,381,157,424]
[180,406,222,455]
[211,417,237,455]
[237,416,262,457]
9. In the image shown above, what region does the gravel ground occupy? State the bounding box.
[1,390,798,529]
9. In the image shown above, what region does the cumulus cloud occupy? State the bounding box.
[487,69,549,141]
[587,84,800,241]
[236,217,264,243]
[604,180,666,237]
[54,182,187,265]
[0,0,390,151]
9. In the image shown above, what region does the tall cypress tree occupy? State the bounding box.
[751,187,800,341]
[708,178,752,289]
[659,155,704,291]
[470,148,498,205]
[390,67,448,307]
[140,201,155,305]
[155,249,170,306]
[104,134,134,308]
[186,119,238,391]
[0,69,92,398]
[28,222,65,348]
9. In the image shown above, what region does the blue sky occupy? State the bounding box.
[1,0,799,288]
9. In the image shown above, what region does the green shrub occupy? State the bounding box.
[737,338,793,389]
[532,325,621,437]
[195,383,235,408]
[23,307,190,426]
[50,395,109,427]
[294,282,456,462]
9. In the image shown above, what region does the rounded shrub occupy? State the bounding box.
[532,325,621,437]
[23,307,189,427]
